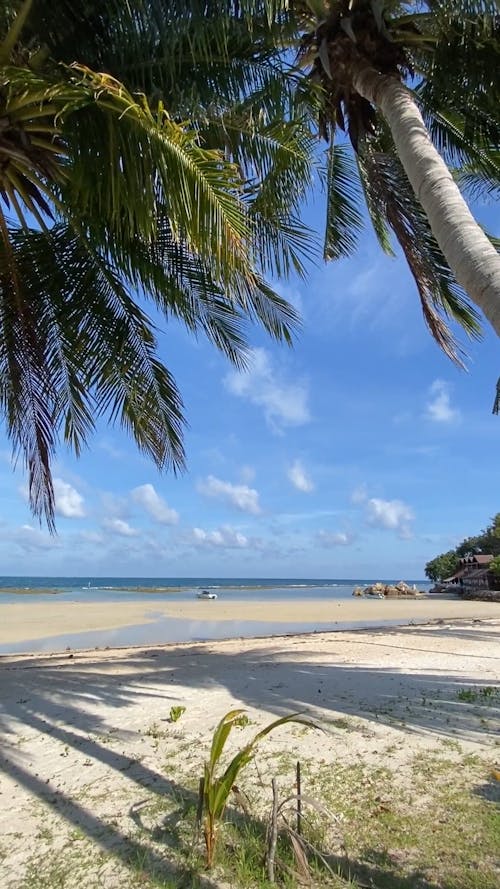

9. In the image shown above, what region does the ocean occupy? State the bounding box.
[0,575,431,605]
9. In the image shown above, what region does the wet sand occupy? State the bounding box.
[0,596,498,647]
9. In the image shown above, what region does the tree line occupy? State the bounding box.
[425,513,500,581]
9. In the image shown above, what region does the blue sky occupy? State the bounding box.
[0,190,498,579]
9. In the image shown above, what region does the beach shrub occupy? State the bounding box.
[169,705,186,723]
[199,709,317,867]
[426,513,500,581]
[488,555,500,578]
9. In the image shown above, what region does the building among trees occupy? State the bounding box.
[444,555,496,593]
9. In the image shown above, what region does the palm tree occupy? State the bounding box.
[292,0,500,351]
[221,1,498,357]
[2,1,499,526]
[191,0,500,395]
[0,1,316,526]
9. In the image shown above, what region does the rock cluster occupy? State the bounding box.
[460,589,500,601]
[352,581,425,598]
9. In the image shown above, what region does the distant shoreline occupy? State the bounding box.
[0,584,345,595]
[0,574,429,582]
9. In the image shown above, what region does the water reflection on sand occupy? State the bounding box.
[0,614,415,655]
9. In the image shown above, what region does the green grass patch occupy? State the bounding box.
[456,686,499,704]
[13,749,500,889]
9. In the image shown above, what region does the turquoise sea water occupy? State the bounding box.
[0,575,432,604]
[0,576,433,654]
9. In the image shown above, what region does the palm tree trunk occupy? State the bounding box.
[352,63,500,336]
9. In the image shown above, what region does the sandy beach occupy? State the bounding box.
[0,618,499,887]
[0,595,499,647]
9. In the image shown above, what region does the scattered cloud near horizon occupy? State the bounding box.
[54,478,86,519]
[366,497,414,539]
[287,459,314,493]
[7,524,61,553]
[317,530,354,547]
[131,484,179,524]
[102,517,139,537]
[197,475,261,515]
[190,525,252,549]
[349,485,414,540]
[425,379,460,423]
[19,477,86,520]
[224,347,310,431]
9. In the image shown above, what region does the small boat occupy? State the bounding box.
[197,589,218,600]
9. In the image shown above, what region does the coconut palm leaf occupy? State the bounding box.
[286,0,499,346]
[455,158,500,202]
[61,67,250,283]
[0,2,315,525]
[323,140,365,260]
[0,221,186,524]
[0,211,57,528]
[113,225,301,358]
[2,0,500,526]
[357,141,482,366]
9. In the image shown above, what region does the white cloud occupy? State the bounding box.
[131,484,178,524]
[317,530,354,547]
[197,475,261,515]
[8,524,61,553]
[19,478,85,519]
[53,478,86,518]
[366,498,414,539]
[191,525,251,549]
[224,347,310,431]
[287,459,314,493]
[103,518,139,537]
[425,380,460,423]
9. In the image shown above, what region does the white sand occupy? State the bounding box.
[0,619,498,887]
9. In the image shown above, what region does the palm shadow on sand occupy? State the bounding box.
[0,622,498,885]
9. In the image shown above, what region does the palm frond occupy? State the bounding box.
[323,141,364,260]
[0,211,57,529]
[357,142,482,365]
[454,157,500,202]
[416,5,500,118]
[356,152,395,256]
[418,104,500,185]
[64,66,250,284]
[0,221,187,525]
[250,209,315,278]
[492,377,500,415]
